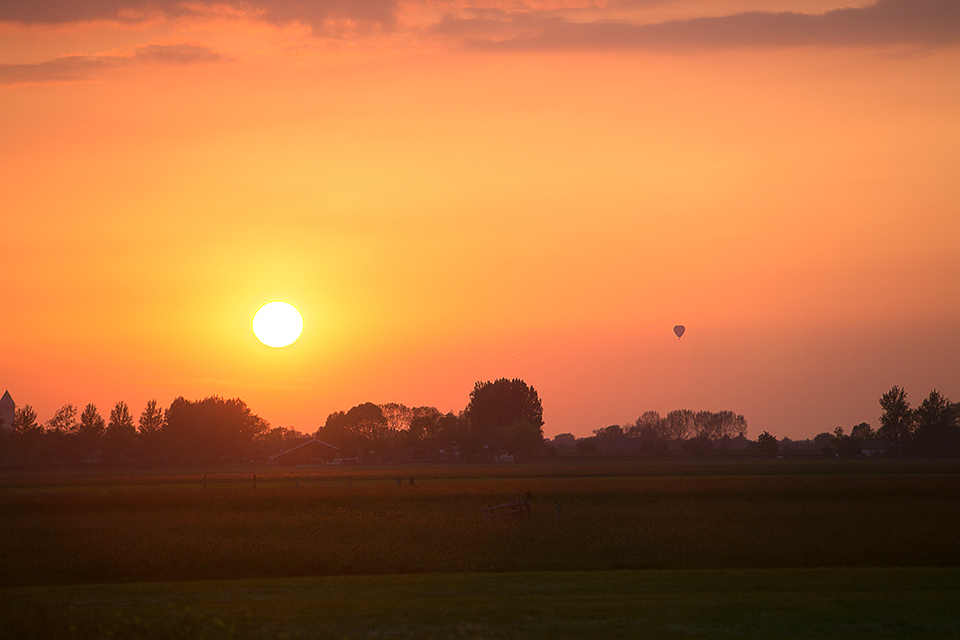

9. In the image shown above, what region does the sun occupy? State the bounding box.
[252,301,303,348]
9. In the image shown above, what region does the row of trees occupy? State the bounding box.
[592,409,748,443]
[830,386,959,457]
[0,378,548,466]
[315,378,546,461]
[571,409,749,456]
[0,397,279,465]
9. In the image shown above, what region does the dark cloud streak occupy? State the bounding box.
[0,0,398,31]
[0,44,225,86]
[441,0,960,51]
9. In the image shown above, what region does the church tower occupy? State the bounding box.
[0,391,15,431]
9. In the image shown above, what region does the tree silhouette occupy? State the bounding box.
[463,378,544,459]
[106,400,137,462]
[913,390,959,456]
[12,405,38,433]
[163,396,269,464]
[45,404,78,434]
[756,431,779,457]
[78,404,106,454]
[878,386,914,452]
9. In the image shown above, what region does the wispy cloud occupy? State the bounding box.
[435,0,960,51]
[0,43,225,86]
[0,0,398,32]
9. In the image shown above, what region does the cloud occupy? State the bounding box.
[0,0,398,32]
[436,0,960,51]
[0,44,225,86]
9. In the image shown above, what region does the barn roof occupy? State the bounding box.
[0,391,14,408]
[271,438,339,460]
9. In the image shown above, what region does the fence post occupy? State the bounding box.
[253,474,257,489]
[203,475,207,490]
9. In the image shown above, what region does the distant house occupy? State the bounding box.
[271,438,340,466]
[0,390,14,431]
[861,439,889,457]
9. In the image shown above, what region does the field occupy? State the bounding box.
[2,460,960,638]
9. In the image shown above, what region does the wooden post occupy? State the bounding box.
[396,477,402,486]
[296,476,300,489]
[253,474,257,489]
[347,476,351,487]
[409,476,415,486]
[203,475,207,490]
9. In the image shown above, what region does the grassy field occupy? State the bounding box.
[3,568,960,639]
[2,459,960,637]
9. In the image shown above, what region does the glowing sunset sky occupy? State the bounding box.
[2,0,958,440]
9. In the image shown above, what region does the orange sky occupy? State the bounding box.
[2,0,959,440]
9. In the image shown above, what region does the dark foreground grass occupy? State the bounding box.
[3,568,959,639]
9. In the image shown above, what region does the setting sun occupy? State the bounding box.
[252,302,303,348]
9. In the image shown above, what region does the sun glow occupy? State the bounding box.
[252,301,303,348]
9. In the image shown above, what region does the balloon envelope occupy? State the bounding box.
[673,325,685,339]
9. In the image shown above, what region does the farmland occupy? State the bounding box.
[2,460,960,638]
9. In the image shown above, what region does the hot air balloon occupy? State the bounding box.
[674,325,685,339]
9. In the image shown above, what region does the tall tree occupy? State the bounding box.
[664,409,694,441]
[106,401,138,462]
[163,396,269,464]
[878,386,914,451]
[913,390,959,456]
[138,399,165,462]
[850,422,874,441]
[630,411,667,441]
[78,404,106,451]
[138,399,165,435]
[12,405,38,433]
[45,404,78,434]
[463,378,544,459]
[756,431,779,457]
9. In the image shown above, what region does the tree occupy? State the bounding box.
[10,405,42,464]
[12,405,38,433]
[664,409,694,442]
[163,396,269,464]
[878,386,914,451]
[593,424,624,438]
[45,404,78,434]
[830,426,860,458]
[629,411,666,441]
[913,390,960,456]
[315,402,390,458]
[78,404,106,452]
[106,400,138,462]
[139,399,164,435]
[463,378,544,459]
[756,431,779,457]
[850,422,874,441]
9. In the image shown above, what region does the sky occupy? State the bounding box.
[2,0,958,441]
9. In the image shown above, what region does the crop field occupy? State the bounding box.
[2,460,960,638]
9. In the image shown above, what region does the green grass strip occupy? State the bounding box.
[3,567,959,639]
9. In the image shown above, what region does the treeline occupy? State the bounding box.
[315,378,546,462]
[547,409,749,458]
[827,386,960,458]
[0,397,287,466]
[0,378,547,466]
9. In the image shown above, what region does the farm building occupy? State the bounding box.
[379,444,437,463]
[271,438,339,466]
[0,391,14,431]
